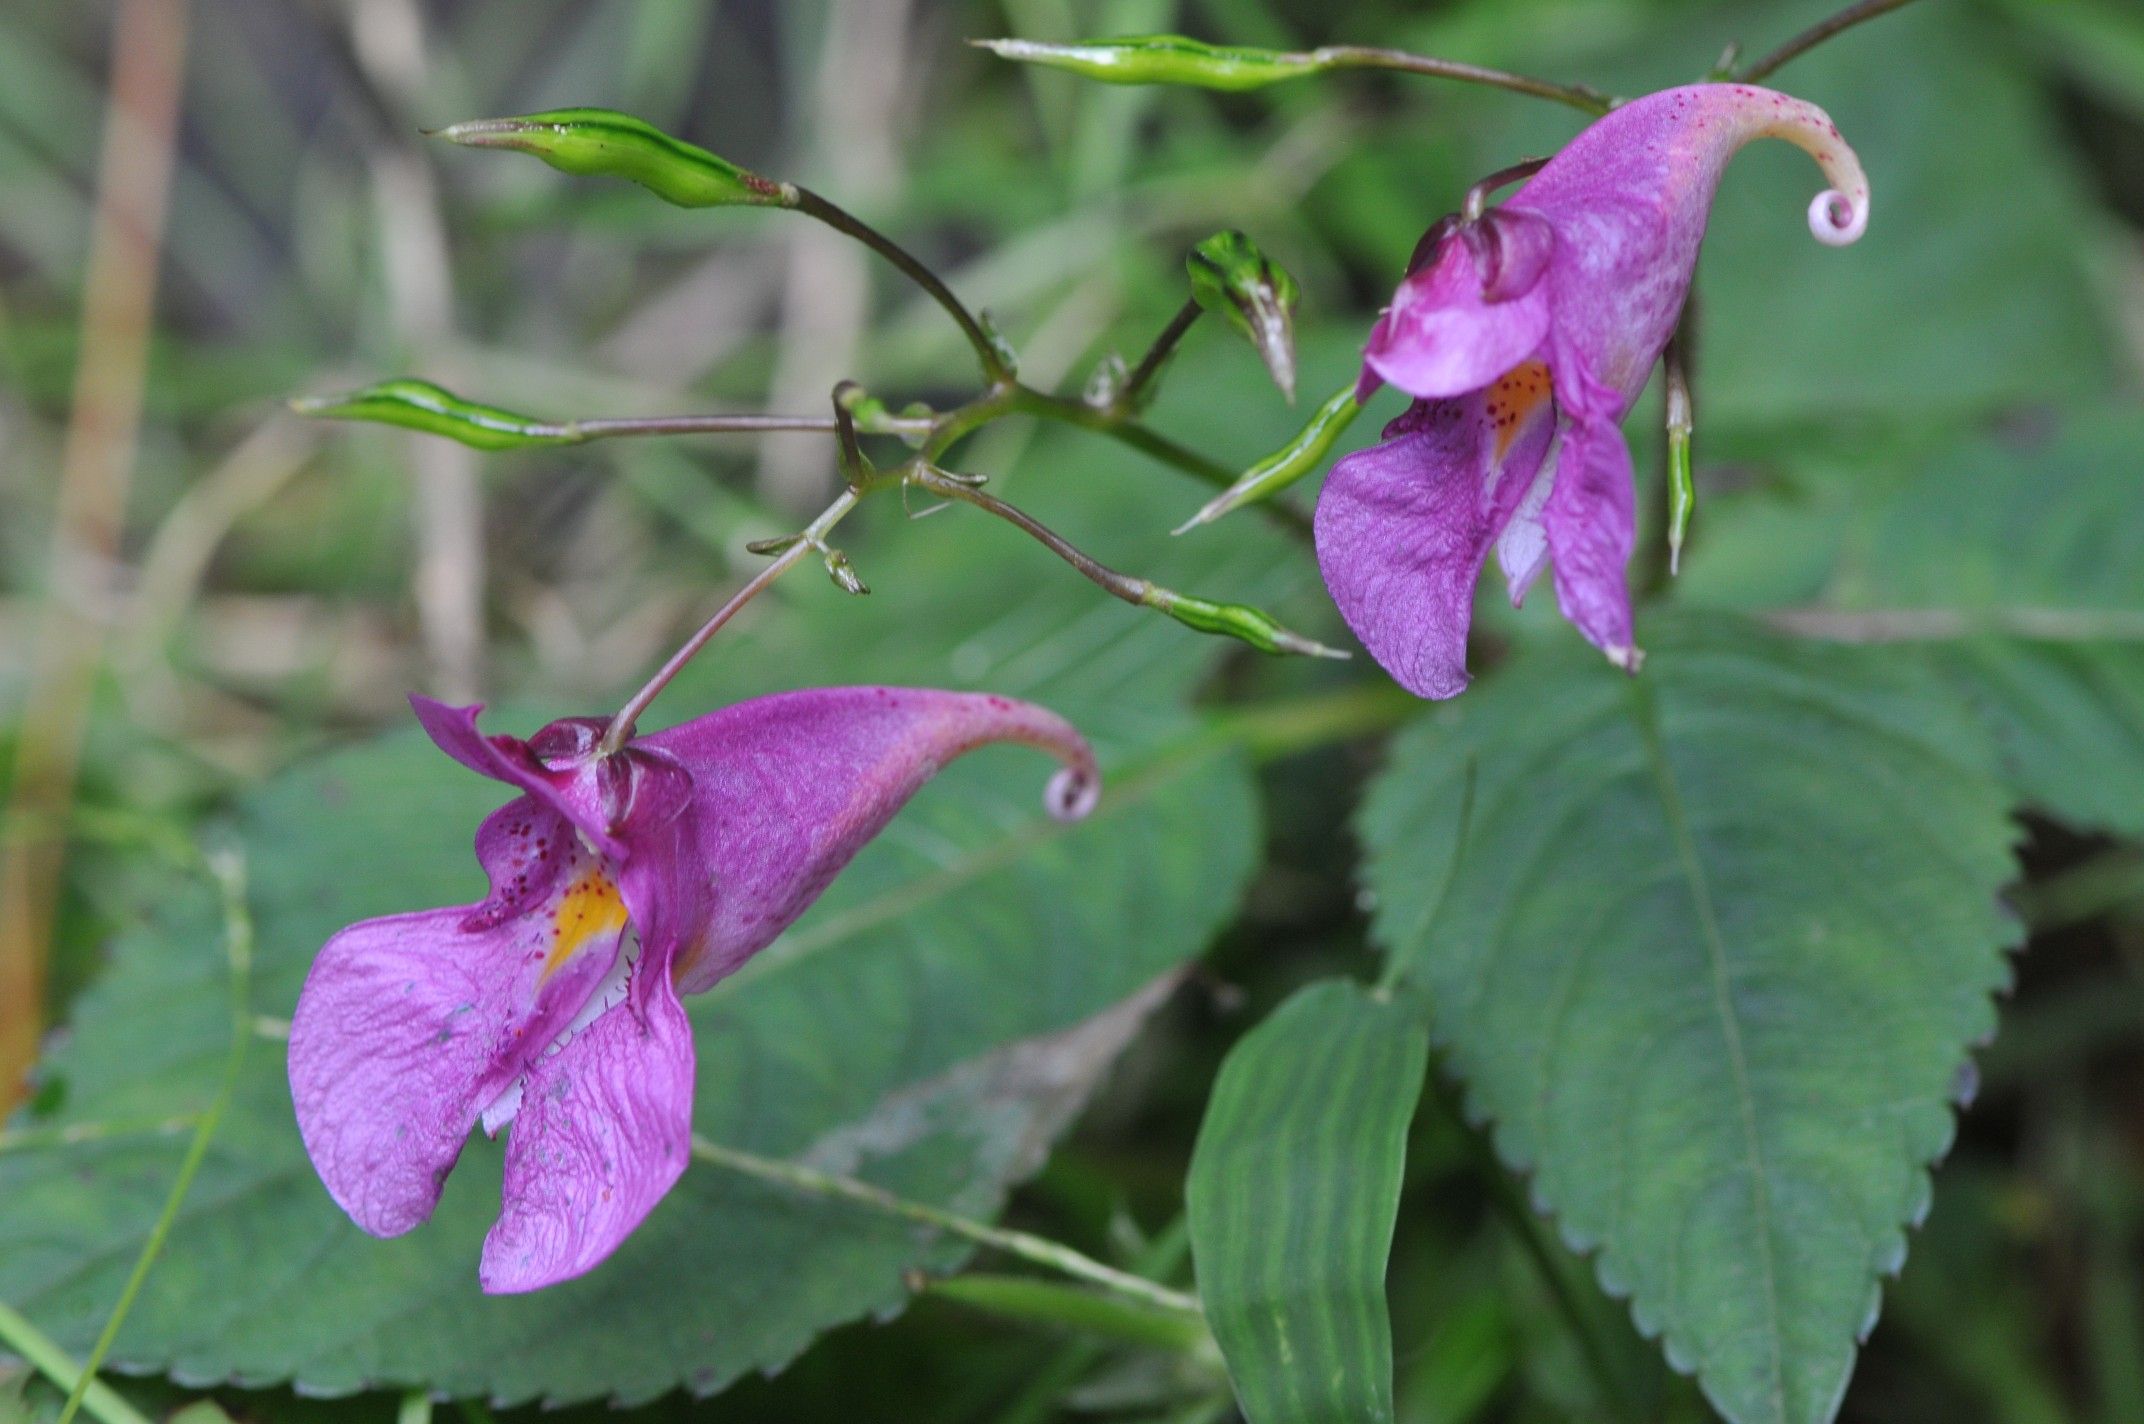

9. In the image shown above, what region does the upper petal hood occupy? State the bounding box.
[1507,82,1869,404]
[409,697,690,863]
[640,687,1099,991]
[1363,211,1554,402]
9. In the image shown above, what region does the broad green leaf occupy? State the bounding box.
[1840,408,2144,839]
[1357,617,2020,1424]
[432,108,795,209]
[1687,407,2144,840]
[0,445,1281,1405]
[1186,979,1427,1424]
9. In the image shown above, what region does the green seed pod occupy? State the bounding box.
[431,108,794,209]
[1187,230,1302,402]
[1146,589,1348,659]
[971,35,1320,92]
[289,378,575,451]
[1175,382,1361,533]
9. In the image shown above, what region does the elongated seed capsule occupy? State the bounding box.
[431,108,795,209]
[970,35,1320,91]
[1142,588,1349,659]
[290,378,574,451]
[1187,230,1301,402]
[1174,382,1362,534]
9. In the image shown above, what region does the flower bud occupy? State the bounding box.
[1085,352,1130,409]
[970,35,1318,91]
[823,548,870,596]
[431,108,794,209]
[1187,230,1301,401]
[290,378,572,451]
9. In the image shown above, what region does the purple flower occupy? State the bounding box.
[1316,84,1870,697]
[288,687,1099,1293]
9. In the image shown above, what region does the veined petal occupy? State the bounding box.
[1315,370,1557,699]
[480,961,695,1293]
[1495,436,1561,606]
[1364,231,1552,401]
[288,799,631,1237]
[639,688,1100,992]
[1544,410,1639,668]
[1509,82,1869,403]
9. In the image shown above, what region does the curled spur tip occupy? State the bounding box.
[1045,765,1102,822]
[1807,187,1867,247]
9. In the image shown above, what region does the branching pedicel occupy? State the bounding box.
[299,107,1336,748]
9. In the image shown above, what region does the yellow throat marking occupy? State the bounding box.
[1484,361,1552,461]
[542,869,628,983]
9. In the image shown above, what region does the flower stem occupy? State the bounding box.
[1311,46,1613,114]
[927,1275,1212,1352]
[909,466,1162,606]
[600,486,863,752]
[570,413,844,439]
[790,186,1011,383]
[687,1134,1203,1317]
[908,467,1344,658]
[0,1113,197,1155]
[1737,0,1925,82]
[1008,386,1314,537]
[1463,157,1551,223]
[0,1303,155,1424]
[56,847,253,1424]
[1115,300,1203,414]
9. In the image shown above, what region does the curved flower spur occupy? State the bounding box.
[288,688,1099,1293]
[1316,84,1870,698]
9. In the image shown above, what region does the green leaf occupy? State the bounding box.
[1187,980,1427,1424]
[432,108,794,209]
[290,379,578,451]
[1185,230,1302,402]
[1842,408,2144,839]
[970,35,1319,92]
[1357,617,2020,1424]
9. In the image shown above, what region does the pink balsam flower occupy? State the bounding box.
[289,688,1099,1293]
[1316,84,1870,697]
